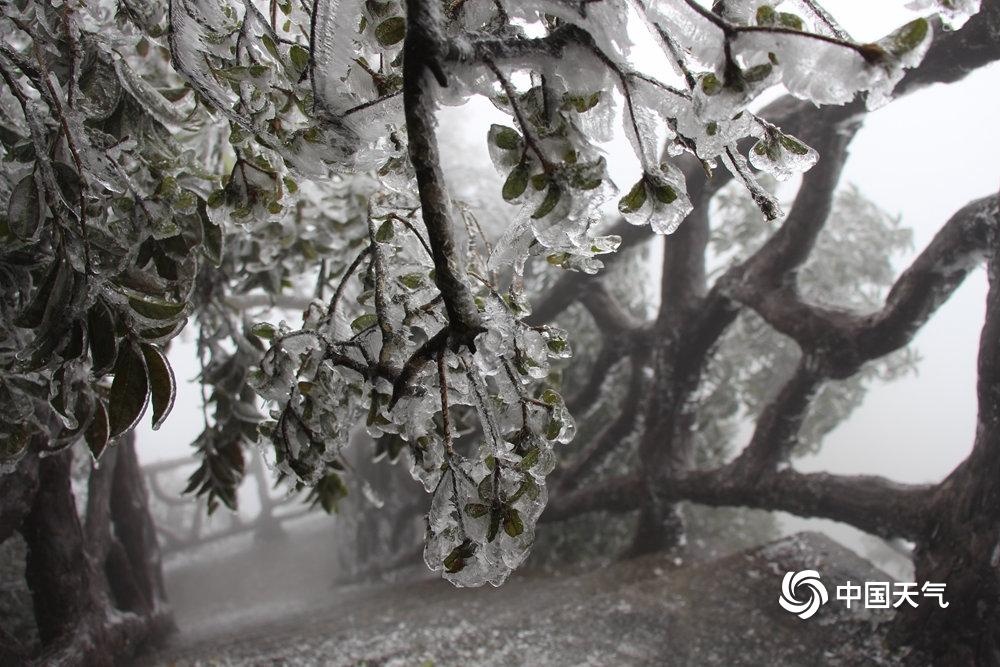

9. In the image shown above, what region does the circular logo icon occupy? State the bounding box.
[778,570,829,620]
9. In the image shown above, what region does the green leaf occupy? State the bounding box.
[502,165,530,201]
[779,134,809,155]
[742,63,772,83]
[107,341,150,438]
[503,507,524,538]
[87,301,118,375]
[700,73,721,96]
[566,91,601,112]
[546,252,569,267]
[652,183,677,205]
[366,0,394,17]
[85,400,110,461]
[141,343,176,430]
[199,200,224,267]
[492,125,522,151]
[138,319,187,345]
[374,16,406,46]
[375,219,394,242]
[547,338,567,353]
[0,425,31,465]
[129,296,186,321]
[488,508,502,541]
[618,179,647,214]
[7,174,41,239]
[478,474,494,502]
[443,539,476,573]
[509,477,539,503]
[15,257,64,329]
[250,322,276,339]
[755,5,776,24]
[289,44,310,72]
[531,185,561,219]
[351,313,378,332]
[399,273,424,289]
[465,502,489,518]
[517,446,540,470]
[889,18,929,56]
[778,12,804,30]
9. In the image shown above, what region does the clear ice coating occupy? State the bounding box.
[0,0,979,589]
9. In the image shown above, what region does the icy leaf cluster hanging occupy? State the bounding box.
[0,0,980,586]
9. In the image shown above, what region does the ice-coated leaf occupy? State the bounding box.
[503,507,524,538]
[531,185,561,219]
[129,296,186,321]
[887,18,930,56]
[198,200,224,267]
[749,129,819,181]
[351,313,378,332]
[289,44,310,72]
[15,257,65,329]
[108,341,150,438]
[141,343,176,430]
[502,165,530,202]
[373,16,405,46]
[491,125,521,151]
[618,179,647,214]
[85,400,110,461]
[87,300,118,375]
[7,174,42,239]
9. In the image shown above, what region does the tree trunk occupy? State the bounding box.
[892,244,1000,663]
[3,435,173,664]
[19,451,93,648]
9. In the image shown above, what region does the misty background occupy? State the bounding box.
[137,46,1000,578]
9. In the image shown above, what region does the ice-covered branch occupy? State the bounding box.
[403,0,484,349]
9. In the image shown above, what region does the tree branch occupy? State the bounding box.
[725,196,999,377]
[545,466,932,540]
[403,0,484,348]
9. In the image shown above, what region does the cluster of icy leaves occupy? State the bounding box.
[168,0,410,179]
[159,0,979,586]
[248,192,574,585]
[469,0,951,255]
[0,0,229,469]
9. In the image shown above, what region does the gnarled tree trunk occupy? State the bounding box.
[891,239,1000,664]
[0,435,172,665]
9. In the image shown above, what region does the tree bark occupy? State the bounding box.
[891,230,1000,663]
[1,435,172,664]
[19,451,92,647]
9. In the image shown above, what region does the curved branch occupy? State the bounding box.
[726,196,999,376]
[728,360,823,478]
[557,352,647,494]
[545,466,932,541]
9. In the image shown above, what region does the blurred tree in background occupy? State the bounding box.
[1,0,998,662]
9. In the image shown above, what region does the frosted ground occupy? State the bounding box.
[142,531,901,666]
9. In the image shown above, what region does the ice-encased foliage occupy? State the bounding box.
[0,0,975,584]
